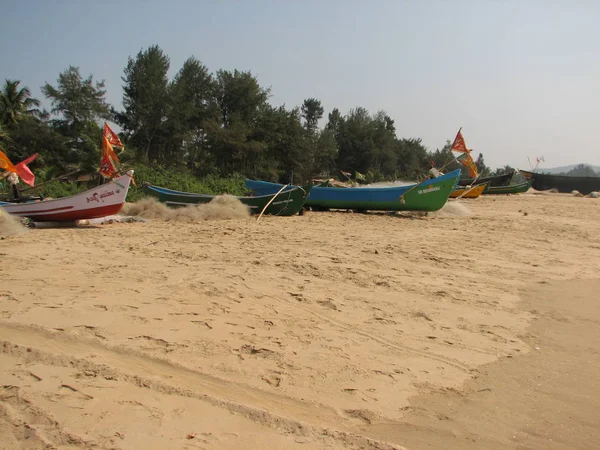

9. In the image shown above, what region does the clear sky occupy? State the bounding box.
[1,0,598,170]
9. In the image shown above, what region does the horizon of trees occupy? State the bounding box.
[555,164,599,177]
[0,44,513,188]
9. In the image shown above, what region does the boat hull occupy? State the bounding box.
[450,183,487,198]
[519,170,600,195]
[245,169,461,212]
[459,171,514,187]
[1,172,133,222]
[143,184,312,216]
[484,181,531,195]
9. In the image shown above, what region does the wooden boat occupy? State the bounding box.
[484,181,531,195]
[519,170,600,195]
[143,183,312,216]
[449,183,487,199]
[459,171,514,187]
[0,171,134,222]
[245,169,462,212]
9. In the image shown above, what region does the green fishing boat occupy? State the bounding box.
[246,169,462,212]
[484,181,531,195]
[143,184,312,216]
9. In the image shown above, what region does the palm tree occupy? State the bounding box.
[0,79,41,125]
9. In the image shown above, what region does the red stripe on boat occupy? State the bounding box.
[6,205,74,214]
[14,203,125,222]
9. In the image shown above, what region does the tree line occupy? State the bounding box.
[1,44,500,189]
[557,164,599,177]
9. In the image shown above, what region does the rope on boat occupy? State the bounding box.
[398,176,431,204]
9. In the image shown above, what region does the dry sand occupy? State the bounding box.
[1,191,599,449]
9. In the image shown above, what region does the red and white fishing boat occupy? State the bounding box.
[1,170,134,222]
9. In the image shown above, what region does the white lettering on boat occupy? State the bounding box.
[417,186,440,195]
[248,199,294,209]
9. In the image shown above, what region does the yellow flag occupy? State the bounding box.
[457,152,478,178]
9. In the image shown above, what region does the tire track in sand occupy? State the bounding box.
[0,322,403,450]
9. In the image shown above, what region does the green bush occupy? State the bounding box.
[3,163,248,203]
[38,181,88,199]
[124,164,248,202]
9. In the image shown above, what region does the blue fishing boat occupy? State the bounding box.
[245,169,461,212]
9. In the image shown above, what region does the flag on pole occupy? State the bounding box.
[103,122,124,149]
[14,153,38,186]
[99,136,120,178]
[0,149,17,173]
[450,128,469,153]
[450,127,478,178]
[456,152,478,178]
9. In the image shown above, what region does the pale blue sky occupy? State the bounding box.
[1,0,598,170]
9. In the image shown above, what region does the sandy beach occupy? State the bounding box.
[1,192,599,449]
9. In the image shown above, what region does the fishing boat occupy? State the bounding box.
[459,171,514,187]
[483,181,531,195]
[143,183,312,216]
[245,169,461,212]
[449,183,488,199]
[519,170,600,195]
[0,171,134,222]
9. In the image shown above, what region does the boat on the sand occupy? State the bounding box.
[0,171,135,222]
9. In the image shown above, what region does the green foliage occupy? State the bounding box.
[117,45,171,164]
[301,98,324,135]
[2,118,68,166]
[562,164,599,177]
[42,66,111,133]
[125,164,247,202]
[475,153,491,176]
[2,44,501,199]
[36,180,88,199]
[40,66,112,174]
[492,164,515,176]
[0,79,41,125]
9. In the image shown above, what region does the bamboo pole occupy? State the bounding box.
[256,184,289,221]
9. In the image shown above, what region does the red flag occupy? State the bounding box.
[103,123,124,148]
[450,128,470,154]
[14,153,38,186]
[99,136,119,178]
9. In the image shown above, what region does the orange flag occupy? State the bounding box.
[99,136,119,178]
[450,128,478,178]
[0,149,17,173]
[103,123,124,148]
[457,152,478,178]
